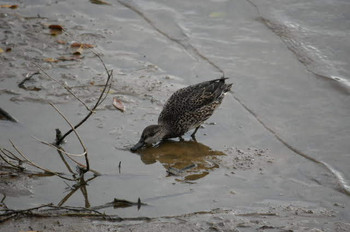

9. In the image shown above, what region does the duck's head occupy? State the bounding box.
[130,125,167,152]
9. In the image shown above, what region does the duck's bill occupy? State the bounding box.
[130,141,145,152]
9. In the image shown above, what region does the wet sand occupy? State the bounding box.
[1,0,349,231]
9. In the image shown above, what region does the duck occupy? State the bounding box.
[131,77,232,151]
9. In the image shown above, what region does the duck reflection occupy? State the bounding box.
[136,140,226,181]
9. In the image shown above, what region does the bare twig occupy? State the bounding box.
[18,72,41,91]
[55,52,113,146]
[49,103,87,153]
[58,175,97,207]
[58,186,80,207]
[0,148,24,171]
[32,136,86,158]
[0,200,151,224]
[31,136,101,176]
[48,103,89,172]
[34,63,91,111]
[9,140,75,181]
[0,148,22,162]
[56,148,77,176]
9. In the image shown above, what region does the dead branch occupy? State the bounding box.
[58,174,96,207]
[34,64,91,111]
[56,148,77,176]
[32,136,101,176]
[18,72,41,91]
[33,136,86,158]
[0,199,149,224]
[55,52,113,146]
[8,140,76,181]
[49,103,90,173]
[49,103,87,154]
[0,148,24,171]
[0,148,22,162]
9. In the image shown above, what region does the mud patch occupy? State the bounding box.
[0,165,33,197]
[221,147,272,173]
[0,205,344,232]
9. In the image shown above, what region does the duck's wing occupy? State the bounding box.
[158,78,232,126]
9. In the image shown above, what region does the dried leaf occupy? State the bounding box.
[0,48,4,53]
[71,42,94,48]
[50,30,62,36]
[57,56,82,61]
[113,97,125,112]
[90,0,111,5]
[48,24,63,30]
[6,48,12,52]
[73,46,84,55]
[27,87,41,91]
[44,57,59,63]
[49,24,63,36]
[56,40,66,44]
[0,4,18,9]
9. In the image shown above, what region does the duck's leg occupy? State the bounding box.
[191,126,200,139]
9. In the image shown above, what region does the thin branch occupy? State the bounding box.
[18,72,41,91]
[9,140,76,181]
[56,148,76,176]
[91,51,113,108]
[1,148,22,162]
[34,63,91,112]
[0,148,24,171]
[31,136,101,176]
[55,52,113,146]
[49,103,87,154]
[33,136,86,157]
[58,186,80,207]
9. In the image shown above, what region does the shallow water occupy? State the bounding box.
[0,0,349,228]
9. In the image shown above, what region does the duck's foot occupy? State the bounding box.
[190,126,200,140]
[191,135,197,142]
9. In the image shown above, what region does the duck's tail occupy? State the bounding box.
[218,77,233,93]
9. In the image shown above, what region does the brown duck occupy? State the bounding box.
[131,77,232,151]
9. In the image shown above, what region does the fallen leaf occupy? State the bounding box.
[72,46,84,55]
[0,4,18,9]
[49,24,63,30]
[44,57,59,63]
[0,48,4,53]
[6,48,12,52]
[57,56,82,61]
[113,97,125,112]
[27,87,41,91]
[90,0,111,5]
[50,30,62,36]
[71,42,94,48]
[56,40,66,44]
[49,24,63,36]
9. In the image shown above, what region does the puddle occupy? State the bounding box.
[137,140,226,181]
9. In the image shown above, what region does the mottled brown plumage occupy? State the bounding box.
[131,77,232,151]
